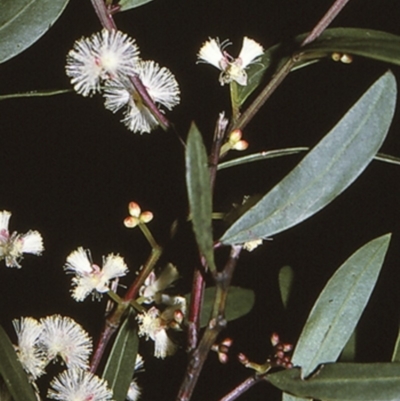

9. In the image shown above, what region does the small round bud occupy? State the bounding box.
[340,54,353,64]
[221,338,233,347]
[331,52,342,62]
[124,216,139,228]
[128,202,141,217]
[283,343,293,352]
[229,129,242,142]
[218,353,228,364]
[270,332,280,346]
[140,211,154,223]
[232,140,249,151]
[174,310,184,324]
[238,353,249,365]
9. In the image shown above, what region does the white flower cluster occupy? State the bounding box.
[64,247,129,302]
[13,315,92,381]
[66,29,180,134]
[0,211,44,268]
[12,315,142,401]
[197,37,264,86]
[136,264,186,359]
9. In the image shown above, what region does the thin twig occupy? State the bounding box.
[209,112,229,192]
[187,268,205,352]
[88,0,171,130]
[232,0,352,133]
[301,0,351,46]
[219,375,265,401]
[89,0,116,30]
[89,246,162,372]
[176,245,242,401]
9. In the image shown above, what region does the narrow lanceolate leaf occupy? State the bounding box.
[102,310,139,401]
[300,28,400,66]
[291,234,391,378]
[186,123,216,271]
[185,286,255,328]
[237,28,400,107]
[119,0,154,11]
[218,148,400,171]
[269,363,400,401]
[0,326,37,401]
[220,72,397,245]
[391,327,400,362]
[0,0,69,64]
[217,148,309,171]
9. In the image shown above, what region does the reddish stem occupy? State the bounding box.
[176,246,242,401]
[219,375,265,401]
[232,0,353,133]
[187,268,205,352]
[89,0,116,30]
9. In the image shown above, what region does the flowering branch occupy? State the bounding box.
[88,0,173,132]
[176,245,242,401]
[90,244,162,372]
[231,0,352,133]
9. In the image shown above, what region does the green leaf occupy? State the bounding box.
[0,325,37,401]
[282,394,306,401]
[185,123,216,271]
[218,148,400,171]
[279,265,294,309]
[217,148,309,171]
[339,331,357,362]
[237,28,400,107]
[119,0,154,11]
[102,310,139,401]
[269,363,400,401]
[220,71,397,246]
[300,28,400,66]
[291,234,391,378]
[0,0,69,64]
[185,286,255,328]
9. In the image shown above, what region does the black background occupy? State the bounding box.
[1,0,400,400]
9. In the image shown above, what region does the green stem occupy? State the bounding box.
[0,89,72,101]
[138,222,159,250]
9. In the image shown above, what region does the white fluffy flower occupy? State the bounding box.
[64,247,129,301]
[0,211,44,268]
[197,36,264,86]
[103,60,180,134]
[139,264,179,303]
[126,379,141,401]
[66,29,140,97]
[48,369,113,401]
[40,315,92,369]
[12,317,46,379]
[126,354,143,401]
[137,307,177,359]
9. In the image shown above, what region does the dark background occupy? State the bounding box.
[1,0,400,400]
